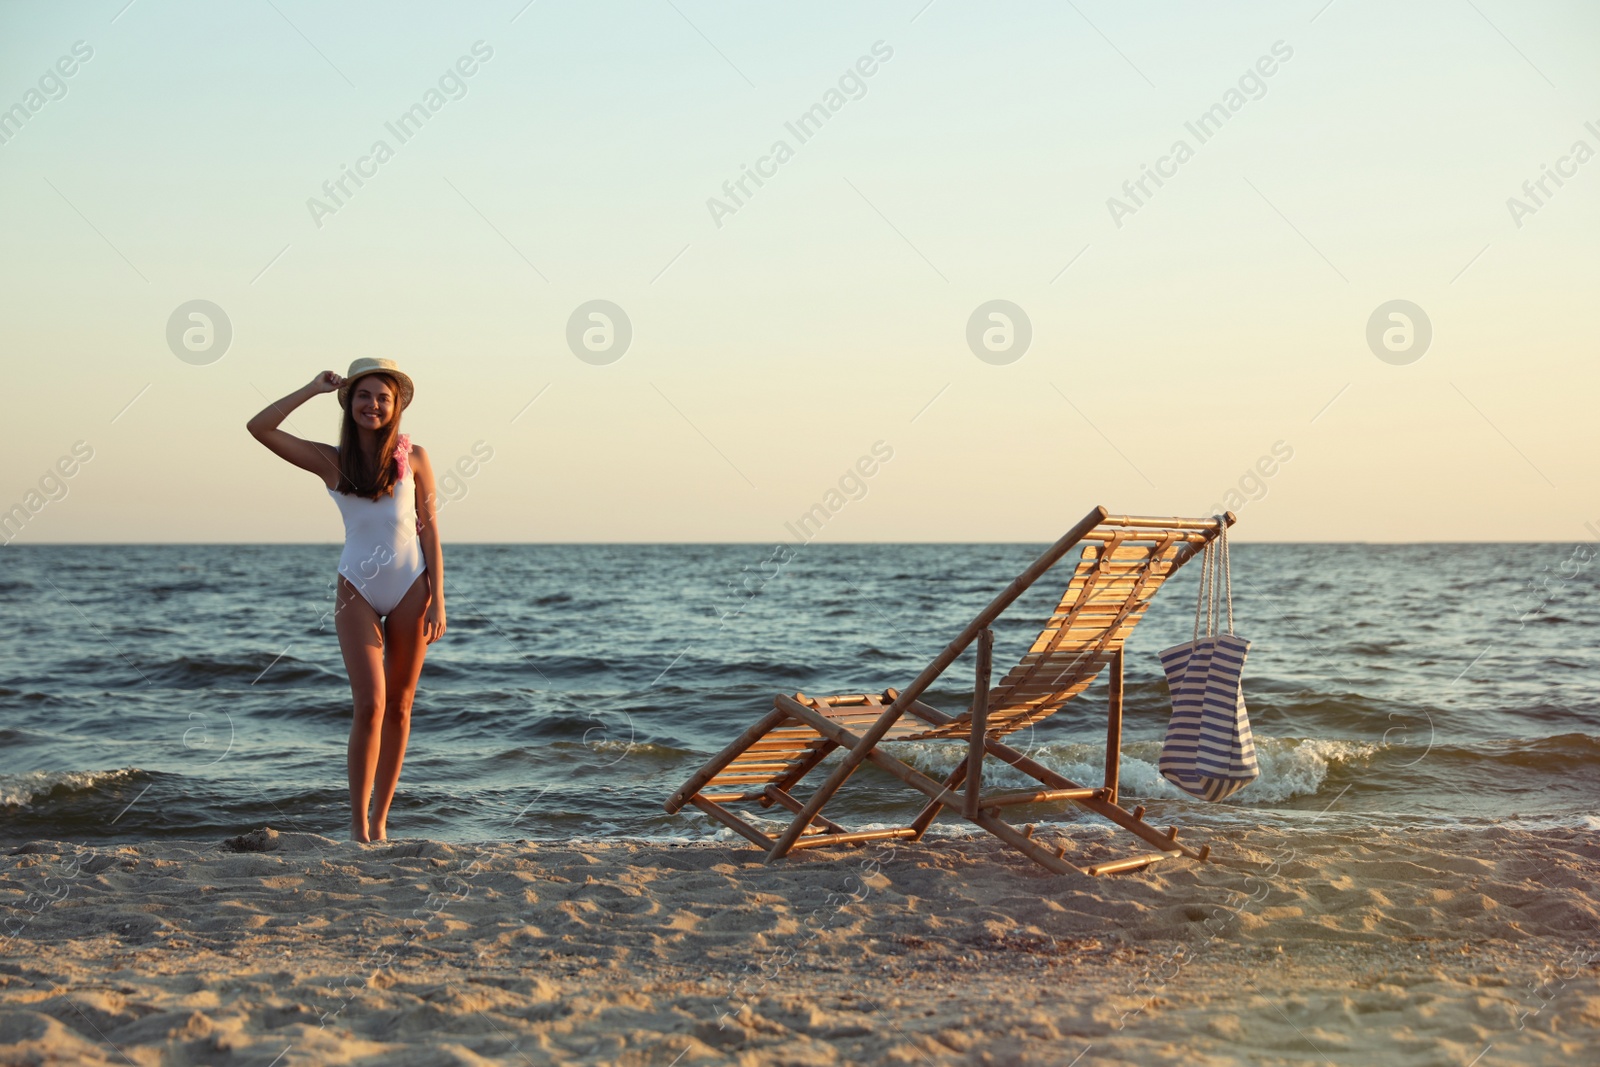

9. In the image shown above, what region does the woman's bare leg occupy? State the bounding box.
[335,576,385,843]
[369,573,431,842]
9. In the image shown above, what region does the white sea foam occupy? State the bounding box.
[882,735,1381,806]
[1246,737,1382,803]
[0,768,141,808]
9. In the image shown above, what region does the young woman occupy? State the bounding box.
[247,359,446,843]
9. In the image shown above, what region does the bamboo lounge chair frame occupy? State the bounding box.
[664,506,1238,877]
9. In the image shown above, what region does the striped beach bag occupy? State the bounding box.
[1157,521,1258,801]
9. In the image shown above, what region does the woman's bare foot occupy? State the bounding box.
[370,818,388,842]
[351,817,372,844]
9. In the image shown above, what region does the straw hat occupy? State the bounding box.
[338,358,414,411]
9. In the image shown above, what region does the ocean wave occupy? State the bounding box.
[0,767,145,808]
[0,689,69,706]
[1245,737,1383,802]
[1420,732,1600,769]
[143,581,210,599]
[486,740,689,761]
[584,739,681,758]
[881,735,1381,806]
[144,653,332,686]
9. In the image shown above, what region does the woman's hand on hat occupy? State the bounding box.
[309,371,342,393]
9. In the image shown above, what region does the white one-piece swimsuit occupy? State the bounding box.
[328,433,426,616]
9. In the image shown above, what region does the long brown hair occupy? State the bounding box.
[335,373,403,499]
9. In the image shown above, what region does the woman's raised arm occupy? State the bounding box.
[247,372,342,486]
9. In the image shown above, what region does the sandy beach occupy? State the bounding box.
[3,823,1598,1065]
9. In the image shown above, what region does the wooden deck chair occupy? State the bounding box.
[664,507,1238,877]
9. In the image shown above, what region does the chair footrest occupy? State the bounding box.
[786,828,918,850]
[1085,851,1179,877]
[979,787,1104,810]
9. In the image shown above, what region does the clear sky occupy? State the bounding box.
[2,1,1596,543]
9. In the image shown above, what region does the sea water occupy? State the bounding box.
[2,542,1596,846]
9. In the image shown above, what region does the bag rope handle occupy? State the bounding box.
[1220,518,1234,636]
[1192,539,1212,642]
[1192,517,1235,642]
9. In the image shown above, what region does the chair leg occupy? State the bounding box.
[964,628,993,819]
[765,700,1083,873]
[689,797,774,849]
[762,785,850,835]
[1104,647,1123,806]
[906,697,1213,864]
[969,808,1085,875]
[981,734,1209,861]
[816,734,1084,875]
[909,763,967,838]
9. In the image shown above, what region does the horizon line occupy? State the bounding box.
[2,538,1591,547]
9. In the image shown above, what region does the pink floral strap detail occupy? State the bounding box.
[397,434,424,536]
[394,433,412,481]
